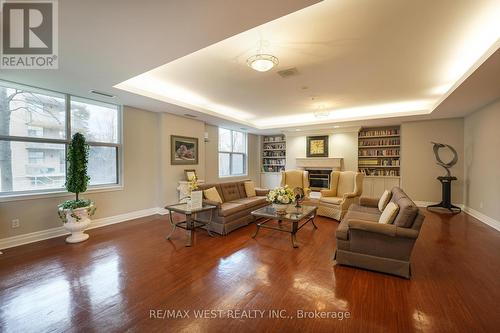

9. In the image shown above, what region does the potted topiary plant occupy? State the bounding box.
[58,133,96,243]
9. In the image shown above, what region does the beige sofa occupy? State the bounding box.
[318,171,364,220]
[197,181,269,235]
[334,187,425,278]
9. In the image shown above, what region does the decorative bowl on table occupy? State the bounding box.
[272,203,288,214]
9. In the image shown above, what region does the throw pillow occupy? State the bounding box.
[378,202,399,224]
[203,187,223,203]
[378,190,392,212]
[244,181,256,197]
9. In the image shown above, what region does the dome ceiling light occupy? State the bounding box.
[247,39,278,72]
[247,54,279,72]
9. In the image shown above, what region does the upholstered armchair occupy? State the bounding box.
[317,171,364,220]
[280,170,311,198]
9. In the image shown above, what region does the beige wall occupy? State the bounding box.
[285,129,359,171]
[0,106,161,239]
[159,113,206,205]
[204,124,259,184]
[464,100,500,221]
[401,118,464,204]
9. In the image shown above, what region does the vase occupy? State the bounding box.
[273,203,288,214]
[62,207,92,243]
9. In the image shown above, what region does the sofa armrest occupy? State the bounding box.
[203,199,221,208]
[320,189,336,197]
[348,219,419,239]
[255,188,269,196]
[359,197,379,208]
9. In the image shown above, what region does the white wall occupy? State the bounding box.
[464,99,500,222]
[285,128,359,171]
[401,118,464,204]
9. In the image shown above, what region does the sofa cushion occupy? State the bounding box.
[231,196,267,209]
[343,209,380,223]
[378,202,399,224]
[378,190,392,212]
[219,202,245,217]
[393,197,418,228]
[203,187,223,203]
[390,187,406,204]
[220,183,241,202]
[349,204,381,215]
[320,196,343,205]
[237,182,248,198]
[244,181,256,197]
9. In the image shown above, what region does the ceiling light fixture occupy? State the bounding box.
[312,98,330,118]
[247,54,279,72]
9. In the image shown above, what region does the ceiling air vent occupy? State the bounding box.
[90,90,115,98]
[277,67,299,78]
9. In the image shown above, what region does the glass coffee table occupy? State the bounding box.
[251,205,318,248]
[164,203,217,247]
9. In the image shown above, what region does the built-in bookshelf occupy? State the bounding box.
[358,126,400,177]
[262,134,286,173]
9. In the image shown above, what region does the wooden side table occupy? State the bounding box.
[164,203,216,247]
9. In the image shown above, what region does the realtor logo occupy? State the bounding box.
[1,0,58,69]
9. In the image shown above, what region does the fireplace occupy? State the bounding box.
[306,169,332,190]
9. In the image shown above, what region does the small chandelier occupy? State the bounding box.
[247,54,279,72]
[312,98,330,118]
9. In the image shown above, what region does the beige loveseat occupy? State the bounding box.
[334,187,425,278]
[318,171,364,220]
[197,181,269,235]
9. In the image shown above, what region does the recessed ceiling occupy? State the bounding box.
[116,0,500,129]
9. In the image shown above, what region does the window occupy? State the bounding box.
[28,151,45,164]
[0,81,122,196]
[70,98,120,186]
[218,128,247,177]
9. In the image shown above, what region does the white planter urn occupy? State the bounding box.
[273,203,289,214]
[62,207,92,243]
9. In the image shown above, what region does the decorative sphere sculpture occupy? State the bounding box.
[431,141,458,177]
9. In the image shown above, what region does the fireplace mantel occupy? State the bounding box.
[295,157,343,169]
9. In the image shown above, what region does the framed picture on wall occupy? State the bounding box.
[306,135,329,157]
[184,169,197,181]
[171,135,199,165]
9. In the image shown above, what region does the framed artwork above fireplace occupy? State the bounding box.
[306,135,329,157]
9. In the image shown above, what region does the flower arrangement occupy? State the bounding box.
[188,175,199,194]
[266,185,295,204]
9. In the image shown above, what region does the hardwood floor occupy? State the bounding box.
[1,210,500,332]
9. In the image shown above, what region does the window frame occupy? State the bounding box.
[218,128,247,178]
[0,80,123,200]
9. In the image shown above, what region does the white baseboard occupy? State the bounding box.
[462,206,500,232]
[0,207,167,251]
[415,200,500,233]
[414,201,435,207]
[414,201,464,209]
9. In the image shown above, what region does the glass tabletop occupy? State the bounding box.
[251,205,316,221]
[165,203,216,214]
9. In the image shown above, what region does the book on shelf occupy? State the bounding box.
[359,128,400,137]
[359,138,400,146]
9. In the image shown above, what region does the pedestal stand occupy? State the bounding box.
[427,176,461,213]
